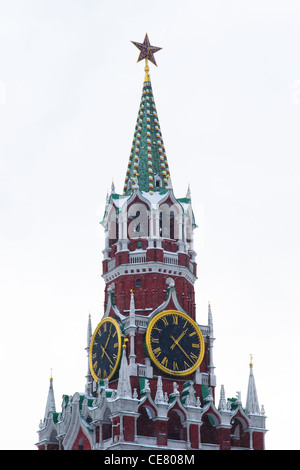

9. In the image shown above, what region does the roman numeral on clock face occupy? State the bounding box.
[151,337,159,343]
[161,356,168,367]
[189,352,198,362]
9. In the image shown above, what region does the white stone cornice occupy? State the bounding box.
[103,260,197,285]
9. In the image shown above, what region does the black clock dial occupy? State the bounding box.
[146,310,204,376]
[89,317,122,381]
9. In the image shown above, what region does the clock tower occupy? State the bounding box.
[37,35,267,451]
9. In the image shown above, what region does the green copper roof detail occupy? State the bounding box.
[123,79,170,195]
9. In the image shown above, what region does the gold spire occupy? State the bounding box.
[144,57,150,82]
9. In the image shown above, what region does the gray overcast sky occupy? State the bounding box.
[1,0,300,449]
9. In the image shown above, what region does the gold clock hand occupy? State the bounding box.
[170,335,191,361]
[170,328,188,350]
[101,345,114,365]
[101,326,112,358]
[170,335,178,351]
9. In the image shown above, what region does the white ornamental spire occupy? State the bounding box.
[128,290,137,375]
[186,183,191,200]
[117,340,132,398]
[155,376,165,404]
[44,372,56,421]
[111,179,115,194]
[85,313,93,394]
[246,355,260,415]
[208,302,215,376]
[208,302,213,336]
[218,384,227,411]
[129,289,135,323]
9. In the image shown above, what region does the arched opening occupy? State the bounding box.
[137,406,155,437]
[167,409,185,441]
[102,408,112,442]
[159,203,181,241]
[171,211,176,240]
[106,206,118,248]
[200,414,218,444]
[230,418,249,448]
[128,203,149,239]
[155,175,162,188]
[48,429,59,450]
[160,209,175,239]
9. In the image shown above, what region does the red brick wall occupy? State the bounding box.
[253,431,264,450]
[71,428,91,450]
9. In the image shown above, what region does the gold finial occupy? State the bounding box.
[144,57,150,82]
[130,289,133,294]
[249,354,253,367]
[50,368,53,381]
[123,338,129,349]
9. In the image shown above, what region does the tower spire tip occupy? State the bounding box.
[132,33,162,83]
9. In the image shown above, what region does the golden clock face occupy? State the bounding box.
[89,317,122,382]
[146,310,204,377]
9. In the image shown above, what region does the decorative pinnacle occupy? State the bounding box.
[131,33,162,82]
[250,354,253,367]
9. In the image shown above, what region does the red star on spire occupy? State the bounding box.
[131,33,162,66]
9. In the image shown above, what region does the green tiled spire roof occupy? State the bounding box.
[123,37,169,195]
[123,79,170,195]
